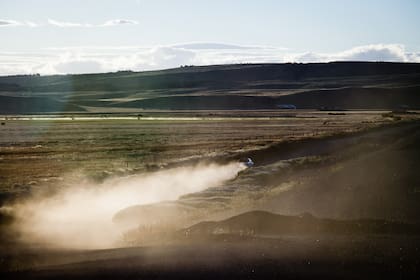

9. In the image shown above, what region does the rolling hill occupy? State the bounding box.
[1,62,420,113]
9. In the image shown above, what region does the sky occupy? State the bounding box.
[1,0,420,75]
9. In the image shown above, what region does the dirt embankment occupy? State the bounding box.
[114,120,420,230]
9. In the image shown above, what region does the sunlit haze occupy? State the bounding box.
[1,0,420,75]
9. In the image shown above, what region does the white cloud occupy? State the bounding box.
[172,42,264,50]
[0,19,21,27]
[0,19,39,27]
[288,44,410,63]
[284,52,323,63]
[141,46,196,68]
[406,52,420,63]
[102,19,139,26]
[0,43,419,76]
[336,44,408,61]
[31,52,104,74]
[0,19,138,28]
[48,18,138,28]
[47,19,92,28]
[54,60,104,73]
[23,21,39,27]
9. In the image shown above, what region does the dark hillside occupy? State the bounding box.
[1,62,420,113]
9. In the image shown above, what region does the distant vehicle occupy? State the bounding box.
[277,104,297,110]
[318,106,346,111]
[240,157,254,168]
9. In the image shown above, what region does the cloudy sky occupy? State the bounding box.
[1,0,419,75]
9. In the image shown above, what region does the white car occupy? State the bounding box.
[241,157,254,168]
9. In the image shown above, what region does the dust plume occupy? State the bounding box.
[4,162,246,249]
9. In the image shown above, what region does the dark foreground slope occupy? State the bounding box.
[1,62,420,113]
[2,212,420,280]
[184,210,420,237]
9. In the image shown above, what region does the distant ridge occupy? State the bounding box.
[1,62,420,113]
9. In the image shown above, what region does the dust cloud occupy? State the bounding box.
[4,162,246,249]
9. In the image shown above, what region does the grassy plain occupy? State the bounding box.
[0,110,394,195]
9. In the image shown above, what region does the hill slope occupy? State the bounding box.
[184,210,420,238]
[1,62,420,113]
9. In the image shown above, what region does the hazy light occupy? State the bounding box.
[7,162,245,249]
